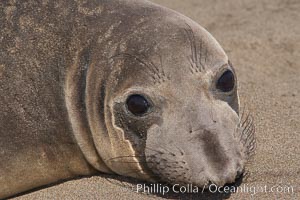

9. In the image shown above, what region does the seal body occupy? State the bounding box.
[0,0,255,198]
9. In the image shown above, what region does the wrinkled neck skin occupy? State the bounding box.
[66,0,254,187]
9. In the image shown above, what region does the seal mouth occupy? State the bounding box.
[220,169,245,189]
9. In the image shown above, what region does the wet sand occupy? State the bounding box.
[14,0,300,199]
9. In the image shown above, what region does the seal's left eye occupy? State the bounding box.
[126,94,150,116]
[216,70,235,92]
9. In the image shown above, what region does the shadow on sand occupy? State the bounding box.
[9,173,245,200]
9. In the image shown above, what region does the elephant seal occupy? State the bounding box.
[0,0,256,198]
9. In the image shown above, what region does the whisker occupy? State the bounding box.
[120,169,161,181]
[107,161,159,164]
[188,56,198,74]
[244,125,255,142]
[105,155,145,162]
[239,105,248,125]
[241,113,252,128]
[239,104,248,123]
[246,137,256,157]
[240,119,254,143]
[145,146,163,154]
[145,146,177,157]
[183,23,202,72]
[109,53,160,82]
[159,54,166,79]
[238,104,257,158]
[145,147,180,163]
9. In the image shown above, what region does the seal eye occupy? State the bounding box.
[216,70,235,92]
[126,94,150,116]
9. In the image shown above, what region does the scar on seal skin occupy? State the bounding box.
[0,0,256,198]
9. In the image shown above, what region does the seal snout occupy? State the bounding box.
[145,121,246,187]
[189,150,245,187]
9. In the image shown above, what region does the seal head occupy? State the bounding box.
[0,1,256,198]
[66,0,256,187]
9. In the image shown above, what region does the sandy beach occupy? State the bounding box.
[13,0,299,199]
